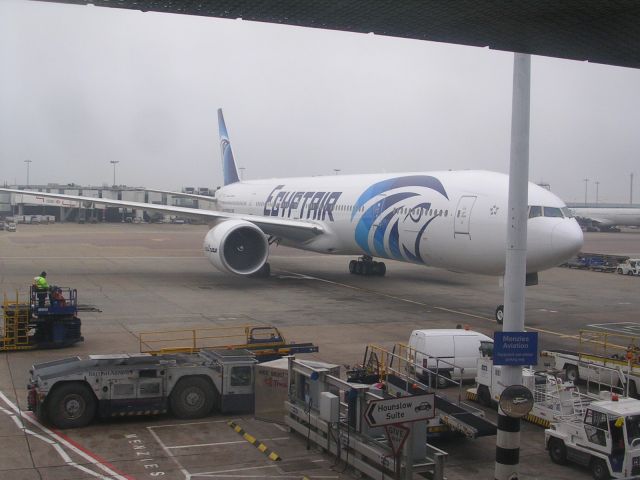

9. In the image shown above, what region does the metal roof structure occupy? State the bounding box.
[37,1,640,70]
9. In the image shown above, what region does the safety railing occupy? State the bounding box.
[139,325,284,354]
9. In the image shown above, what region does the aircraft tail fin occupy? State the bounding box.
[218,109,240,185]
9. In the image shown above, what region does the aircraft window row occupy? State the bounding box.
[528,206,570,219]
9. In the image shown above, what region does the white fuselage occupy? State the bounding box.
[571,207,640,227]
[215,170,583,275]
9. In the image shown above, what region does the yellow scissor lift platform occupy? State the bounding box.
[139,325,318,361]
[1,292,33,351]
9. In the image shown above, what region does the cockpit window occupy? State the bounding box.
[528,206,542,218]
[561,207,573,218]
[544,207,564,218]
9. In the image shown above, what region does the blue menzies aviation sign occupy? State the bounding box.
[493,332,539,366]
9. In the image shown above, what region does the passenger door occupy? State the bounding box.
[454,196,477,237]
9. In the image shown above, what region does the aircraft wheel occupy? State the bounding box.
[170,377,215,419]
[363,262,372,276]
[47,382,96,429]
[355,262,363,275]
[495,305,504,325]
[349,260,357,274]
[548,438,567,465]
[377,262,386,277]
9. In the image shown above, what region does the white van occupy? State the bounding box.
[408,329,493,387]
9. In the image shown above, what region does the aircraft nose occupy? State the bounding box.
[551,220,583,260]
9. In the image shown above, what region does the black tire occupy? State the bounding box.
[495,305,504,325]
[349,260,356,274]
[436,371,451,389]
[629,380,639,399]
[355,262,363,275]
[46,382,96,429]
[617,268,623,274]
[590,457,610,480]
[170,377,215,419]
[377,262,386,277]
[477,384,492,407]
[565,365,579,383]
[363,262,372,276]
[548,438,567,465]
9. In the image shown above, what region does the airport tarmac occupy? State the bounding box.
[0,223,639,479]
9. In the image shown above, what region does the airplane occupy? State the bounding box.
[570,206,640,231]
[0,109,583,321]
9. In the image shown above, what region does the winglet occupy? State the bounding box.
[218,109,240,185]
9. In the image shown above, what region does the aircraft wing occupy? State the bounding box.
[0,188,323,243]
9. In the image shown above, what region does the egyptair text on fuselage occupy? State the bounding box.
[263,185,342,221]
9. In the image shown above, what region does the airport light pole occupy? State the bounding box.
[595,181,600,205]
[583,178,589,205]
[631,173,634,204]
[24,159,32,186]
[110,160,119,187]
[239,167,245,180]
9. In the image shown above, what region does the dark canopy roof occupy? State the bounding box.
[38,1,640,69]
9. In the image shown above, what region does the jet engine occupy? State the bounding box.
[203,220,269,276]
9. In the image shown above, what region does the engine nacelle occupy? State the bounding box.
[203,220,269,275]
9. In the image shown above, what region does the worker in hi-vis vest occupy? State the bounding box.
[33,271,49,308]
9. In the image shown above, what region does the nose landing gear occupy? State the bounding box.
[348,256,386,276]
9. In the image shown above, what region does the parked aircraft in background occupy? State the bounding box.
[0,109,583,320]
[570,207,640,232]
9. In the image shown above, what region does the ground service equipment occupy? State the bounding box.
[542,330,640,399]
[1,287,83,352]
[27,349,257,429]
[347,344,497,439]
[139,325,318,361]
[546,396,640,479]
[469,354,613,428]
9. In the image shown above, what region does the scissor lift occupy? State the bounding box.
[1,288,83,352]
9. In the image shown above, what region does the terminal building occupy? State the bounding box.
[0,184,216,223]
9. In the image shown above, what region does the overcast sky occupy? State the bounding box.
[1,1,639,203]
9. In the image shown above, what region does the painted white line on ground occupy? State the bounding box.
[0,390,126,480]
[147,424,191,480]
[0,398,108,479]
[166,437,289,450]
[191,464,279,476]
[149,419,230,429]
[280,270,581,340]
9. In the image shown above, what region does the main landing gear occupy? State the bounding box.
[349,256,386,277]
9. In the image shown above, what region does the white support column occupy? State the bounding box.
[495,52,531,480]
